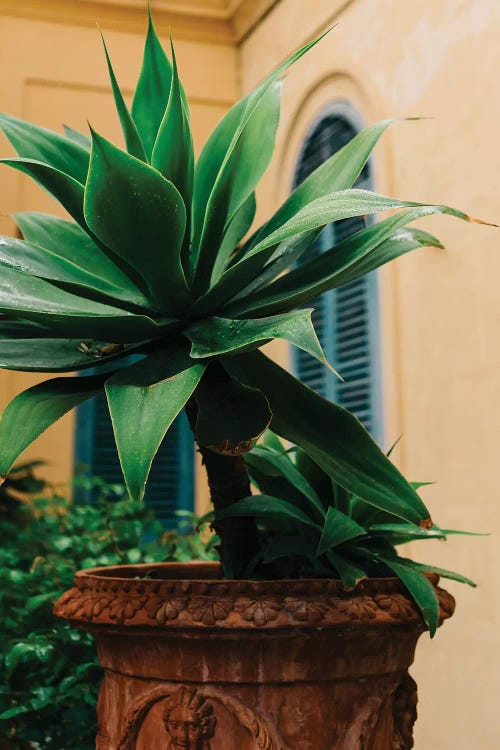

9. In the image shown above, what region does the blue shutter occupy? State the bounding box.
[293,110,384,443]
[74,358,194,524]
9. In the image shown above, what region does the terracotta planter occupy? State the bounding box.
[54,561,455,750]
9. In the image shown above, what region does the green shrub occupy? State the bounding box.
[0,480,214,750]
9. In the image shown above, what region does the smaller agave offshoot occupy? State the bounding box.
[0,9,492,576]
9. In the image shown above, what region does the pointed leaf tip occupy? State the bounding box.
[467,215,498,227]
[132,2,173,158]
[419,517,433,530]
[99,31,146,161]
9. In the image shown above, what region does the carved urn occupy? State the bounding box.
[54,561,455,749]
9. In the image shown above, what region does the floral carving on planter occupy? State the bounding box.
[337,596,378,621]
[107,596,146,625]
[145,597,188,624]
[53,565,456,631]
[375,594,416,620]
[240,598,282,626]
[285,597,326,622]
[187,596,234,626]
[56,589,111,621]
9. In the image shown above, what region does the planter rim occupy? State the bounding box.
[71,559,431,584]
[54,560,455,631]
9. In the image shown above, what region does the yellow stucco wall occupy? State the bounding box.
[0,1,498,746]
[239,1,499,747]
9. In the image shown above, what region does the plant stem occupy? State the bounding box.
[185,398,260,578]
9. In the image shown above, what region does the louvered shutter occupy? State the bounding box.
[293,112,383,442]
[74,358,194,524]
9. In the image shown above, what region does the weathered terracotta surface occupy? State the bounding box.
[54,561,455,750]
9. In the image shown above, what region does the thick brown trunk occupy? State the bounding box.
[185,398,260,578]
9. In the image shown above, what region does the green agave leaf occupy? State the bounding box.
[187,310,337,377]
[224,351,431,526]
[100,33,147,162]
[331,481,352,516]
[152,39,194,235]
[201,119,408,311]
[247,444,324,518]
[246,119,395,253]
[295,445,335,503]
[192,102,246,256]
[194,367,271,455]
[367,523,448,542]
[189,242,278,317]
[244,454,307,507]
[84,129,190,314]
[0,373,107,478]
[316,507,366,556]
[105,343,205,502]
[350,497,398,526]
[246,190,471,259]
[262,430,289,455]
[0,235,149,311]
[228,211,449,318]
[14,212,149,309]
[412,480,435,490]
[394,556,477,587]
[0,158,85,227]
[228,230,321,303]
[230,226,440,320]
[326,549,367,590]
[131,9,179,159]
[196,192,454,316]
[217,495,321,531]
[323,228,444,292]
[0,337,140,373]
[192,30,329,253]
[0,265,177,341]
[0,113,89,183]
[210,191,256,284]
[228,120,398,296]
[192,82,281,293]
[63,125,91,150]
[375,555,440,636]
[0,318,52,338]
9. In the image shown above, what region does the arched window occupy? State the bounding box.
[74,358,194,524]
[293,104,384,443]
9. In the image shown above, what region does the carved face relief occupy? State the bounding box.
[165,706,203,749]
[163,687,216,750]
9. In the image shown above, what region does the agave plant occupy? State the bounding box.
[0,10,489,575]
[216,432,479,634]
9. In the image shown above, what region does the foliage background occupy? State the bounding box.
[0,478,213,750]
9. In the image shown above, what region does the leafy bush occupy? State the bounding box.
[0,480,214,750]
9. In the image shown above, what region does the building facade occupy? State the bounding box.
[0,1,498,747]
